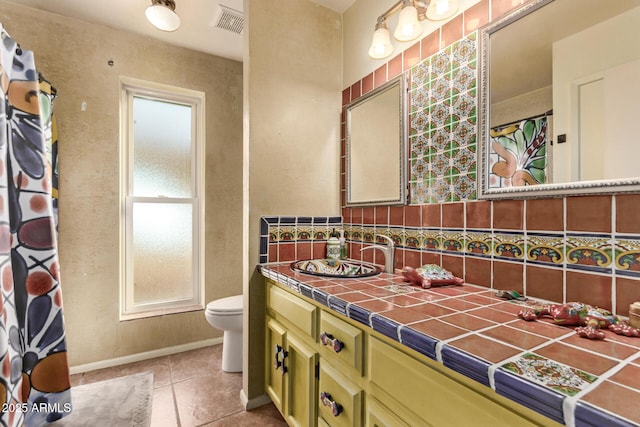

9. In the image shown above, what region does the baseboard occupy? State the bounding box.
[69,337,223,374]
[240,389,272,411]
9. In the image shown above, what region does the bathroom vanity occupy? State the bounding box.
[260,263,640,427]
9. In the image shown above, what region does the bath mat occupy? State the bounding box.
[53,371,153,427]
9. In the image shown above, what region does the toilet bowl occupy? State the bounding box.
[204,294,243,372]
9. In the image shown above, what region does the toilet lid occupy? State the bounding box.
[206,294,243,314]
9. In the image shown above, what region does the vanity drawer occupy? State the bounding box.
[319,310,364,375]
[318,361,363,427]
[267,284,317,338]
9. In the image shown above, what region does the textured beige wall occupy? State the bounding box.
[243,0,342,402]
[0,1,243,366]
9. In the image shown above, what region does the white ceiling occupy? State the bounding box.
[8,0,356,62]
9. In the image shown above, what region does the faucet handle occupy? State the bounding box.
[375,234,394,247]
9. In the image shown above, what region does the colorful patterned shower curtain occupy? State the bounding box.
[0,25,71,426]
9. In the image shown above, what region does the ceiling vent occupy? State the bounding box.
[212,4,244,35]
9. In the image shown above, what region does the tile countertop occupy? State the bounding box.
[259,263,640,427]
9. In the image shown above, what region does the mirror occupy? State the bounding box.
[346,75,407,206]
[478,0,640,198]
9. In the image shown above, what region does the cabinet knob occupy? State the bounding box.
[320,332,344,353]
[320,391,343,417]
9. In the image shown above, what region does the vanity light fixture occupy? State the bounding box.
[368,0,459,59]
[146,0,181,32]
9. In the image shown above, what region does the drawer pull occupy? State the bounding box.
[274,344,288,375]
[320,391,343,417]
[320,332,344,353]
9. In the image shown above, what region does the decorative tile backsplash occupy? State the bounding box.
[409,32,478,203]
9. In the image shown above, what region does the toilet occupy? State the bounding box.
[204,294,243,372]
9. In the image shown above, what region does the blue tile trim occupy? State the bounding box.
[441,346,491,387]
[528,232,564,238]
[494,369,565,425]
[616,269,640,278]
[616,234,640,240]
[260,236,268,256]
[263,216,279,224]
[285,277,300,293]
[465,228,493,234]
[329,216,342,224]
[493,230,526,235]
[314,217,328,224]
[259,255,268,264]
[399,327,438,360]
[299,283,313,300]
[328,297,348,317]
[298,216,313,224]
[312,289,329,307]
[565,263,612,274]
[348,304,371,327]
[371,314,400,341]
[279,217,295,224]
[422,248,442,254]
[463,251,492,259]
[574,401,637,427]
[527,259,563,268]
[566,232,611,238]
[494,255,525,263]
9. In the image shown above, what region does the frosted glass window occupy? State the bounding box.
[132,203,193,304]
[133,97,192,197]
[120,77,205,320]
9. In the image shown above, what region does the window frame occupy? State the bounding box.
[119,76,206,320]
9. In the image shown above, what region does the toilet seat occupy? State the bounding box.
[206,294,243,315]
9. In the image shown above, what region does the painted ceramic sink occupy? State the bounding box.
[290,259,382,278]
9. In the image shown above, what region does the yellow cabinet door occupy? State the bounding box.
[265,318,287,412]
[285,333,318,427]
[318,361,363,427]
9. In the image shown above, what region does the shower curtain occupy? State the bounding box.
[0,25,71,426]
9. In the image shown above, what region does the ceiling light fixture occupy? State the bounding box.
[368,0,459,59]
[146,0,181,32]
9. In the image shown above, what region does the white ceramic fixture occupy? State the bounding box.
[204,294,243,372]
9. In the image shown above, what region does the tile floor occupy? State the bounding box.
[70,345,287,427]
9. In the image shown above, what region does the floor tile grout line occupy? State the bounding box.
[167,355,183,427]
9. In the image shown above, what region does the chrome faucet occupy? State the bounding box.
[361,234,395,273]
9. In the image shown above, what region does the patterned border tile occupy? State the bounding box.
[526,233,564,266]
[493,232,525,260]
[566,233,612,273]
[465,231,492,257]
